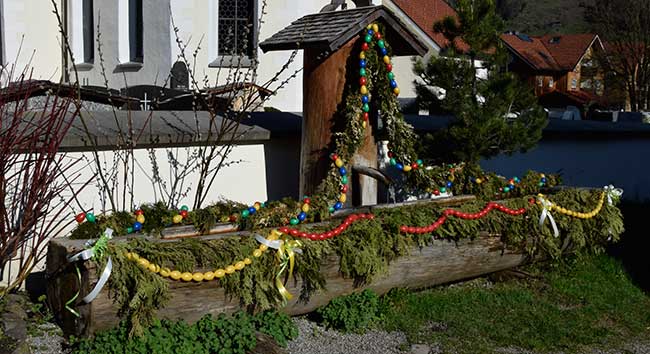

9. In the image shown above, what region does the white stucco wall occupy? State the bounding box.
[2,0,63,81]
[71,144,269,214]
[2,142,269,288]
[71,0,172,88]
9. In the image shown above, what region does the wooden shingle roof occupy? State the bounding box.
[259,6,427,56]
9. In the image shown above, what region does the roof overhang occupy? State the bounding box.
[259,5,427,57]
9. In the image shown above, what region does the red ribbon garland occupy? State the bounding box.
[400,202,528,235]
[277,201,531,240]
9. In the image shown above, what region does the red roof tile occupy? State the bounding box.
[392,0,470,52]
[540,34,598,70]
[501,33,600,72]
[501,34,560,71]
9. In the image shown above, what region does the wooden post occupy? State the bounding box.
[300,42,354,197]
[300,39,379,205]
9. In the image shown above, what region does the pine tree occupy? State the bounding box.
[414,0,547,164]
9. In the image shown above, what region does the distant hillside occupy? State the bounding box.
[497,0,593,35]
[447,0,593,35]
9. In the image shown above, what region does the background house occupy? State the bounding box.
[501,32,606,115]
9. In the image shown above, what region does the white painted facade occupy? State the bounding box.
[1,0,429,111]
[1,0,63,82]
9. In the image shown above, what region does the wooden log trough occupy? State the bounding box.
[46,196,530,336]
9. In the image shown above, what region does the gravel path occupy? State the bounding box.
[287,318,408,354]
[27,322,66,354]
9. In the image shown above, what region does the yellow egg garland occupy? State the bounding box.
[537,191,606,219]
[125,229,282,282]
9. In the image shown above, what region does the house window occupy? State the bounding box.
[118,0,143,64]
[219,0,255,57]
[71,0,94,64]
[571,78,578,90]
[209,0,256,66]
[537,77,543,87]
[548,78,554,88]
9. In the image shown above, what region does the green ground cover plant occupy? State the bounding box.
[71,310,297,354]
[380,254,650,353]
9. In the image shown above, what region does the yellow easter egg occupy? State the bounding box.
[225,265,236,274]
[339,194,347,203]
[203,271,215,281]
[181,272,193,282]
[126,252,133,260]
[214,269,226,278]
[403,165,412,172]
[362,121,367,128]
[138,258,150,269]
[234,261,245,270]
[254,202,261,210]
[393,87,400,96]
[148,264,158,273]
[360,86,368,95]
[302,204,310,213]
[170,271,181,280]
[159,268,171,277]
[367,24,372,30]
[172,215,183,224]
[359,52,366,59]
[383,56,390,64]
[253,249,263,258]
[136,214,145,224]
[476,178,483,184]
[192,273,204,282]
[259,244,268,252]
[372,24,379,32]
[335,159,344,168]
[243,258,252,265]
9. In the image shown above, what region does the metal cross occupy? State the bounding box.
[141,92,151,111]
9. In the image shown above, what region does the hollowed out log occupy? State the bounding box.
[46,196,528,336]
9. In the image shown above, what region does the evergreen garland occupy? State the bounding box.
[99,189,622,334]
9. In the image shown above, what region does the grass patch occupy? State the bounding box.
[380,255,650,353]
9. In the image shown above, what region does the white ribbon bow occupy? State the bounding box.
[537,196,559,238]
[66,228,114,304]
[255,233,283,249]
[255,233,303,254]
[604,185,624,205]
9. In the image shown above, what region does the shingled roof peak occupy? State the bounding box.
[259,5,427,56]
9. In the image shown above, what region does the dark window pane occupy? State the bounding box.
[218,19,236,55]
[218,0,255,58]
[129,0,143,62]
[237,19,253,56]
[236,0,252,19]
[82,0,94,63]
[220,0,236,18]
